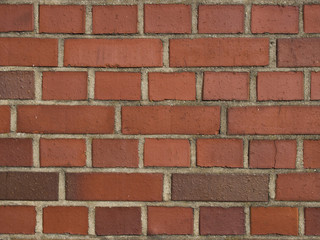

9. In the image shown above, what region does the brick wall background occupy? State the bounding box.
[0,0,320,239]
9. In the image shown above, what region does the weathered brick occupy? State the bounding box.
[304,5,320,33]
[0,106,10,133]
[305,208,320,235]
[311,72,320,100]
[304,140,320,168]
[0,5,33,32]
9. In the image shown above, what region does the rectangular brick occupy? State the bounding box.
[304,5,320,33]
[311,72,320,100]
[170,38,269,67]
[304,140,320,168]
[0,106,11,133]
[64,39,162,67]
[228,106,320,135]
[0,5,33,32]
[66,173,163,201]
[278,38,320,67]
[122,106,220,135]
[0,38,58,66]
[276,173,320,201]
[305,208,320,235]
[171,174,269,201]
[17,105,114,134]
[0,71,34,99]
[0,172,58,201]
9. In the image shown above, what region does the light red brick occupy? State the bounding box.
[303,140,320,168]
[304,5,320,33]
[311,72,320,100]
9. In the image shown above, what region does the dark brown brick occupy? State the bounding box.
[0,71,34,99]
[0,172,59,201]
[171,174,269,201]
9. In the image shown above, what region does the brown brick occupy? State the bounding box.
[305,208,320,235]
[200,207,245,235]
[311,72,320,100]
[66,173,163,201]
[0,5,33,32]
[304,5,320,33]
[172,174,269,201]
[95,207,141,235]
[304,140,320,168]
[92,139,139,168]
[122,106,220,135]
[0,206,36,234]
[0,138,33,167]
[0,71,34,100]
[0,106,10,133]
[0,172,58,201]
[170,38,269,67]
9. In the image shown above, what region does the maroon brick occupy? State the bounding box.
[0,139,33,167]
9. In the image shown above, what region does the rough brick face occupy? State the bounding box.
[304,140,320,168]
[304,5,320,33]
[311,72,320,100]
[305,208,320,235]
[0,106,10,133]
[0,5,33,32]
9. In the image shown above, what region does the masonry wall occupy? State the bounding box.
[0,0,320,239]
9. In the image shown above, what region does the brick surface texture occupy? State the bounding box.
[0,0,319,239]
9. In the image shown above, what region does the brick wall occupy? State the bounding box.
[0,0,320,239]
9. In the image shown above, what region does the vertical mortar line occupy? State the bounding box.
[162,37,169,68]
[88,206,95,235]
[10,105,17,133]
[35,205,43,234]
[163,173,171,201]
[190,138,197,168]
[304,70,311,101]
[87,68,95,101]
[115,104,122,134]
[58,39,65,68]
[296,137,304,169]
[298,4,304,35]
[85,4,93,34]
[269,172,276,201]
[138,1,144,35]
[33,135,40,168]
[196,71,203,102]
[269,38,277,68]
[299,206,305,236]
[141,69,148,103]
[86,137,92,168]
[244,206,251,236]
[34,2,39,34]
[138,137,145,168]
[193,207,200,236]
[59,170,66,200]
[220,104,227,135]
[243,137,249,168]
[191,2,198,34]
[34,70,42,101]
[249,71,257,102]
[141,205,148,236]
[244,4,251,34]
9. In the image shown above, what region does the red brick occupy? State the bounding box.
[200,207,245,235]
[276,173,320,201]
[203,72,249,100]
[251,207,298,235]
[39,5,85,33]
[144,4,191,33]
[92,139,139,168]
[0,206,35,234]
[95,207,141,235]
[304,140,320,168]
[148,207,193,235]
[251,5,298,33]
[0,106,10,133]
[170,38,269,67]
[66,173,163,201]
[149,72,196,101]
[197,139,243,168]
[42,72,87,100]
[64,39,162,67]
[172,174,269,201]
[0,139,33,167]
[228,106,320,135]
[95,72,141,100]
[198,5,244,33]
[278,38,320,67]
[43,207,88,235]
[122,106,220,135]
[304,5,320,33]
[0,71,34,99]
[40,139,86,167]
[0,38,58,67]
[17,105,114,134]
[92,5,137,34]
[144,139,190,167]
[257,72,303,101]
[0,5,33,32]
[249,140,296,169]
[311,72,320,100]
[305,208,320,235]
